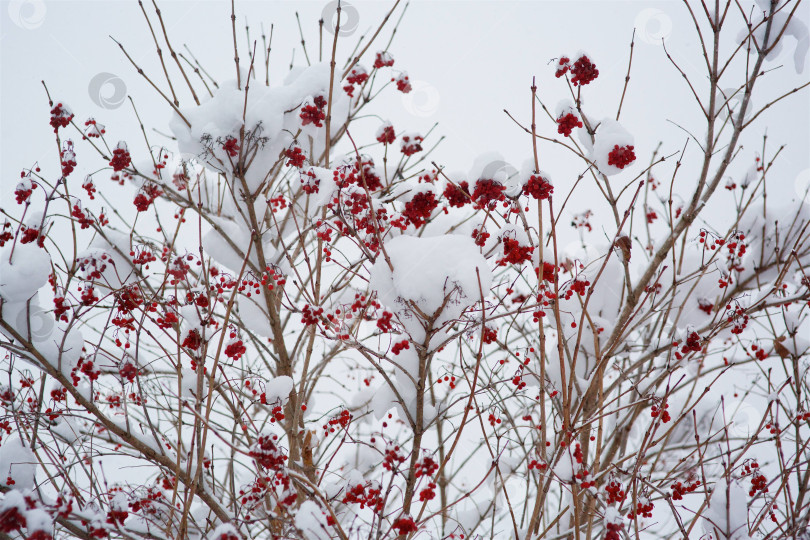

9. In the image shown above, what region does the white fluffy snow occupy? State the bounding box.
[369,234,492,339]
[0,436,36,490]
[702,479,751,539]
[738,7,809,73]
[294,500,331,540]
[0,243,51,303]
[591,119,635,176]
[170,63,350,193]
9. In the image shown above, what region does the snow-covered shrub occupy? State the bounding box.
[1,1,809,539]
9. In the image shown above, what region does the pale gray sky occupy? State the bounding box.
[2,0,808,232]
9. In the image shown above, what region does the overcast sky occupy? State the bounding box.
[2,0,808,232]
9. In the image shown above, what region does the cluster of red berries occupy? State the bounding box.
[335,156,383,191]
[435,374,456,389]
[482,326,497,344]
[604,521,624,540]
[284,145,306,168]
[555,55,600,86]
[604,479,626,504]
[265,402,285,425]
[670,478,700,500]
[82,176,96,200]
[20,225,43,247]
[49,102,73,132]
[301,304,324,326]
[523,174,553,200]
[391,339,410,355]
[571,443,596,488]
[343,65,368,97]
[537,262,558,284]
[741,460,768,496]
[72,355,100,384]
[471,178,506,207]
[79,284,99,307]
[414,453,439,478]
[250,434,287,470]
[382,442,406,471]
[0,502,32,535]
[77,253,110,281]
[750,471,768,496]
[84,118,106,138]
[697,298,713,315]
[155,308,179,329]
[118,361,140,383]
[673,330,703,360]
[324,409,352,434]
[300,95,327,127]
[607,145,636,169]
[627,495,654,519]
[557,112,583,137]
[508,371,526,390]
[300,168,320,194]
[555,57,571,77]
[724,234,748,273]
[570,55,599,86]
[394,72,412,93]
[15,178,34,205]
[470,226,489,247]
[182,329,203,351]
[221,136,239,157]
[71,201,94,230]
[133,183,162,212]
[442,180,470,207]
[61,141,77,177]
[342,482,383,512]
[564,278,589,300]
[373,50,395,68]
[419,482,437,501]
[402,191,438,227]
[109,142,131,172]
[0,222,13,247]
[496,237,532,266]
[376,123,396,145]
[376,311,394,332]
[528,458,547,470]
[224,336,247,360]
[726,304,749,335]
[650,402,671,423]
[400,133,423,156]
[166,255,193,284]
[392,516,417,535]
[238,473,296,513]
[211,529,240,540]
